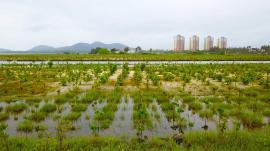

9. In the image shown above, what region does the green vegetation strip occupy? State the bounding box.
[0,128,269,151]
[0,54,270,61]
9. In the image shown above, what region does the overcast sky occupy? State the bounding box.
[0,0,269,50]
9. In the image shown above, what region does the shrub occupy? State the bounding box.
[163,72,175,81]
[133,69,142,84]
[148,73,160,86]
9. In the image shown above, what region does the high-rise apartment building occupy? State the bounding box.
[189,35,199,50]
[217,37,227,49]
[173,35,185,51]
[204,36,214,50]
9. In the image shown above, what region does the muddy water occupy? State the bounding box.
[146,101,176,136]
[0,98,268,137]
[100,97,135,136]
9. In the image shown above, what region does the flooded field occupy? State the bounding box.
[0,63,270,150]
[1,97,240,137]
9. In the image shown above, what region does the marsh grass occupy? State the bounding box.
[0,63,270,150]
[40,103,57,113]
[63,112,81,122]
[239,110,264,129]
[17,120,34,135]
[6,103,27,114]
[26,112,46,122]
[71,103,87,112]
[183,127,270,151]
[4,127,270,151]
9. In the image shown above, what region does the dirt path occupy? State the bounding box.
[47,81,93,96]
[108,69,122,84]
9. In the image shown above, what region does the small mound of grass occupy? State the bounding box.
[0,112,9,121]
[71,104,88,112]
[63,112,81,121]
[40,104,57,113]
[27,112,46,122]
[6,103,27,114]
[17,120,34,133]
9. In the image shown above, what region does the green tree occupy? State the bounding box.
[98,48,110,54]
[124,47,129,53]
[47,61,53,68]
[135,46,142,52]
[110,48,118,53]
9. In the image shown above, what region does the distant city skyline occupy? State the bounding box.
[0,0,269,50]
[173,35,227,51]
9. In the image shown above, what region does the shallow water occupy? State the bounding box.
[0,98,268,137]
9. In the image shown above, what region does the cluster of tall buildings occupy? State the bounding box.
[173,35,227,51]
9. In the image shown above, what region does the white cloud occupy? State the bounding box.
[0,0,269,50]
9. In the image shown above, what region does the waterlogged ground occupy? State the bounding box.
[1,95,269,137]
[0,63,270,138]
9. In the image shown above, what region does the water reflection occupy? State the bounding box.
[0,98,268,137]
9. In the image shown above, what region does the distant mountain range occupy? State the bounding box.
[0,42,129,54]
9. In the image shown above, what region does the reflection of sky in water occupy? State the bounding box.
[1,98,268,137]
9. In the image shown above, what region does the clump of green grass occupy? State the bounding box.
[54,96,68,104]
[71,104,88,112]
[17,120,34,134]
[40,103,57,113]
[163,72,175,81]
[239,110,264,129]
[63,112,81,122]
[0,112,9,121]
[183,127,270,151]
[27,112,46,122]
[6,103,27,114]
[93,103,118,129]
[188,101,202,111]
[0,106,3,112]
[25,98,42,103]
[34,124,47,132]
[182,96,195,104]
[52,114,61,121]
[199,109,214,130]
[81,89,101,103]
[133,103,153,138]
[263,109,270,117]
